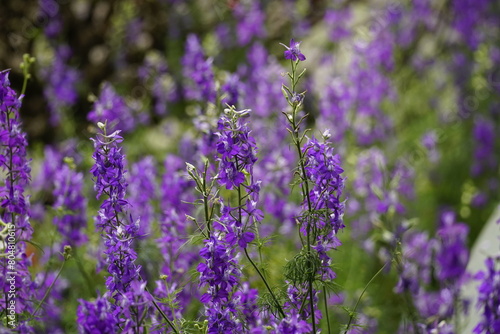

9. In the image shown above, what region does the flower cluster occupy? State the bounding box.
[0,70,35,327]
[302,137,345,280]
[77,295,119,333]
[216,107,258,190]
[81,123,146,332]
[215,107,263,247]
[474,256,500,333]
[197,235,241,333]
[90,125,141,294]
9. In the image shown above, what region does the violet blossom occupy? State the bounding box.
[0,70,35,330]
[281,39,306,62]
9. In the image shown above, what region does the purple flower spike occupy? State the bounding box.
[281,39,306,62]
[0,70,35,329]
[77,295,118,334]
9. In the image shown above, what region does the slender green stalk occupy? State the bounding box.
[32,253,69,317]
[19,54,35,97]
[243,248,286,318]
[202,162,212,237]
[72,248,96,297]
[324,289,332,334]
[344,263,387,334]
[235,158,286,318]
[145,286,180,334]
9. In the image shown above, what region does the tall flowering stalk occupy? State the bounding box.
[188,106,280,332]
[187,160,242,333]
[280,39,346,333]
[80,123,179,333]
[0,67,35,331]
[79,122,146,333]
[90,123,141,295]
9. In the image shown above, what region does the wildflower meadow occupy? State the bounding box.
[1,0,500,333]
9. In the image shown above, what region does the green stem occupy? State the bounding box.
[20,74,29,97]
[146,286,180,334]
[323,289,331,334]
[202,175,211,237]
[244,248,286,318]
[292,110,316,332]
[344,263,387,334]
[73,248,96,297]
[235,160,286,318]
[287,60,317,333]
[453,290,461,333]
[32,257,68,317]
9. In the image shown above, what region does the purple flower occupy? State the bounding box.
[436,211,469,282]
[88,122,145,330]
[395,210,470,330]
[303,137,345,231]
[118,280,154,331]
[0,69,35,326]
[474,256,500,333]
[215,108,258,190]
[301,137,345,281]
[197,235,241,332]
[281,39,306,62]
[77,295,119,334]
[234,283,260,329]
[275,309,312,334]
